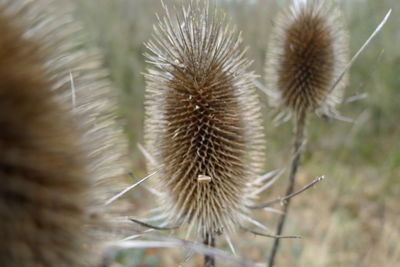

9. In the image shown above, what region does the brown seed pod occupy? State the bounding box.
[0,0,128,265]
[144,1,265,241]
[265,0,348,117]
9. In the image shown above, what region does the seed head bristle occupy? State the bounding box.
[144,1,265,239]
[0,0,129,265]
[265,0,349,117]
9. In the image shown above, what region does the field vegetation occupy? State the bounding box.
[73,0,400,266]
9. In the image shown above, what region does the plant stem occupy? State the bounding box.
[204,233,215,267]
[268,113,306,267]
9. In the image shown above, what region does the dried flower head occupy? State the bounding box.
[144,1,265,241]
[265,0,348,117]
[0,0,128,265]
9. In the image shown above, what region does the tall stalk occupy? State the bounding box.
[268,113,306,267]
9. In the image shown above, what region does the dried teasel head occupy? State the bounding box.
[144,1,265,241]
[0,0,128,265]
[265,0,349,119]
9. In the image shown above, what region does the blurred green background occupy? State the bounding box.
[73,0,400,266]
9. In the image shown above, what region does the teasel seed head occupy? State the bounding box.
[144,1,265,240]
[0,0,128,265]
[265,0,349,118]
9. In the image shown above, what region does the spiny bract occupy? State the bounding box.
[0,0,128,265]
[265,0,348,117]
[144,1,265,240]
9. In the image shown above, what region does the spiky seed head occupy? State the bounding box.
[0,0,128,265]
[144,1,265,240]
[265,0,348,117]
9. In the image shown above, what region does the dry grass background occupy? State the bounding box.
[72,0,400,266]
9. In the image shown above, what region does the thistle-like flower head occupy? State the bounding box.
[144,1,265,240]
[265,0,348,118]
[0,0,128,265]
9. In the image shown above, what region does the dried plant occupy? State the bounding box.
[0,0,128,265]
[265,0,349,119]
[143,0,266,265]
[264,0,349,266]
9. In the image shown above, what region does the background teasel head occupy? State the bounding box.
[0,0,129,265]
[143,1,265,242]
[263,1,350,264]
[265,0,349,119]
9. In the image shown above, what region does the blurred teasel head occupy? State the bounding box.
[0,0,128,265]
[143,1,265,241]
[265,0,349,119]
